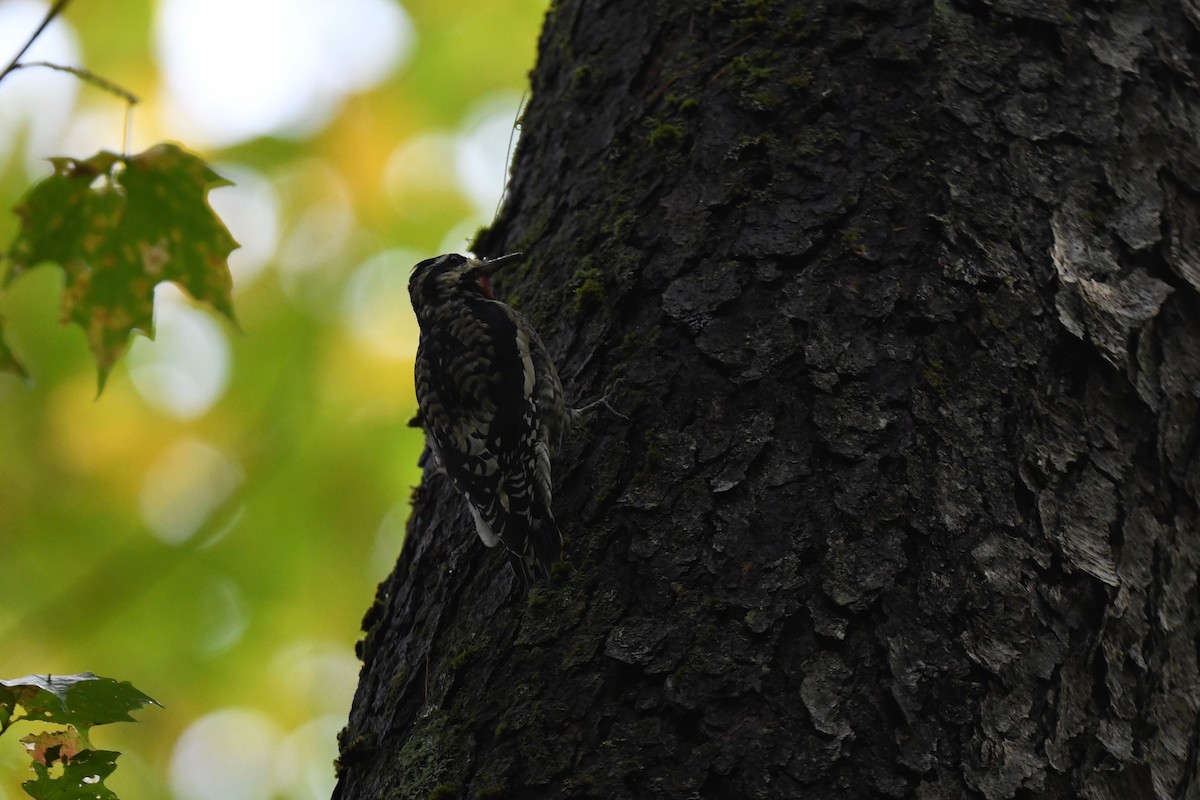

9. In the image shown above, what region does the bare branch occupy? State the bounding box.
[0,0,72,86]
[8,61,139,105]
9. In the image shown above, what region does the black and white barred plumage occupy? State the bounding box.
[409,252,566,586]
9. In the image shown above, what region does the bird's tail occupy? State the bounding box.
[504,507,562,589]
[529,509,563,575]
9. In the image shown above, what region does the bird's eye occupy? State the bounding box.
[411,255,443,274]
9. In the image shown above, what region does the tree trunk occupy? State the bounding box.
[333,1,1200,797]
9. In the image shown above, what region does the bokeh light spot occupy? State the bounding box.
[153,0,414,146]
[209,165,281,290]
[274,715,346,800]
[372,502,411,579]
[127,284,231,420]
[454,92,525,217]
[0,0,81,172]
[169,709,281,800]
[195,576,248,655]
[383,133,460,208]
[139,437,242,545]
[341,249,422,359]
[277,202,356,299]
[270,641,360,714]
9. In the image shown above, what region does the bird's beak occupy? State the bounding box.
[478,252,523,276]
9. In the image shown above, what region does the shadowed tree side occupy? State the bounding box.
[334,1,1200,797]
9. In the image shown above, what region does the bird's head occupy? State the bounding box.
[408,252,522,318]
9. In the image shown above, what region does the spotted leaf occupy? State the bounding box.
[3,143,237,390]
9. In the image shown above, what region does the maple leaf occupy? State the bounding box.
[0,673,158,800]
[22,746,120,800]
[3,143,238,390]
[0,673,159,730]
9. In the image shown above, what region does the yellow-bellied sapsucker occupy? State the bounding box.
[408,252,567,586]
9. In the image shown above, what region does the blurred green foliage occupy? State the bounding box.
[0,0,547,797]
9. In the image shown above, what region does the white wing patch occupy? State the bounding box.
[515,326,536,398]
[467,502,499,547]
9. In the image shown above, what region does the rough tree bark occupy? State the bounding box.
[333,1,1200,797]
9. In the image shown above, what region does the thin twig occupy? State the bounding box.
[123,102,134,155]
[0,0,72,86]
[6,61,139,106]
[5,60,140,155]
[492,91,528,225]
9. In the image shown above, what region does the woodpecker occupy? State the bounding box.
[408,252,567,587]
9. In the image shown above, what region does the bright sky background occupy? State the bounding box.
[154,0,414,146]
[0,0,545,797]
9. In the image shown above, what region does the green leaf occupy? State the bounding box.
[4,143,238,390]
[22,746,120,800]
[0,676,157,800]
[0,673,159,730]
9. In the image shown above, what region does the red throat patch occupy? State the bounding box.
[475,273,494,298]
